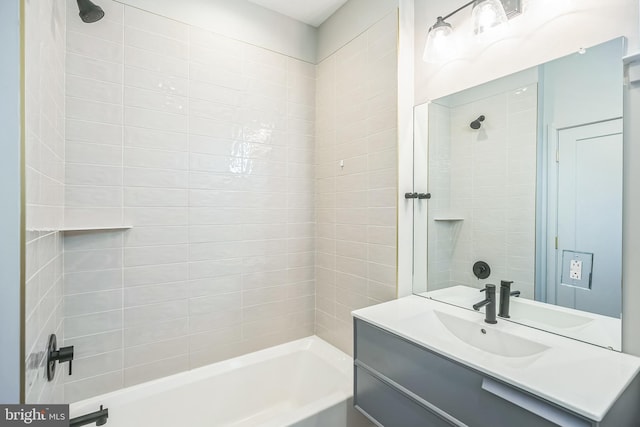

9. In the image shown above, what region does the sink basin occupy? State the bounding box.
[509,300,593,329]
[433,311,550,358]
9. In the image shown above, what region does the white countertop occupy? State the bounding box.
[352,295,640,421]
[424,285,622,350]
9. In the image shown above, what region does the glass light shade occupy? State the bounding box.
[423,17,453,64]
[472,0,508,35]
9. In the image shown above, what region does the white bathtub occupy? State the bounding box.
[70,336,371,427]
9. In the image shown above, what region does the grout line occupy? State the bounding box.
[120,5,126,392]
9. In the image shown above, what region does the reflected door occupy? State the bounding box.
[553,119,622,317]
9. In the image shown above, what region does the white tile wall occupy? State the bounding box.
[24,0,67,404]
[61,0,316,402]
[428,85,537,298]
[315,11,399,355]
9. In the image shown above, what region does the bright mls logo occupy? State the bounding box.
[0,405,68,426]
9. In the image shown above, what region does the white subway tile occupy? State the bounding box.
[188,259,244,280]
[64,269,122,295]
[189,62,244,90]
[242,270,287,290]
[188,293,241,316]
[64,208,123,228]
[124,147,188,170]
[124,263,188,287]
[64,289,122,318]
[188,309,242,334]
[66,141,122,166]
[243,254,288,273]
[124,106,187,133]
[188,325,242,352]
[124,66,187,97]
[124,245,188,267]
[64,248,122,273]
[124,167,188,189]
[124,188,187,207]
[67,97,123,125]
[124,126,187,152]
[124,300,188,328]
[124,26,188,60]
[124,46,188,78]
[65,185,122,207]
[124,318,188,347]
[124,336,189,369]
[187,276,242,298]
[66,164,122,186]
[66,75,123,104]
[124,7,188,41]
[124,282,188,307]
[67,31,124,64]
[64,310,123,339]
[124,226,188,247]
[67,53,123,84]
[66,119,122,145]
[124,86,187,115]
[124,207,188,226]
[124,355,188,387]
[189,241,244,261]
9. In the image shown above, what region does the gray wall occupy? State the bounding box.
[0,0,23,404]
[623,55,640,356]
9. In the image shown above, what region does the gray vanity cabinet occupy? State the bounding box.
[353,319,639,427]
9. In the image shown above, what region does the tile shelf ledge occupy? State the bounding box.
[61,225,133,232]
[29,226,134,232]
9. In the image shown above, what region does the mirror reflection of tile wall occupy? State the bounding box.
[428,82,537,299]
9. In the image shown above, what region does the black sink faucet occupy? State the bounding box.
[498,280,520,319]
[472,284,497,324]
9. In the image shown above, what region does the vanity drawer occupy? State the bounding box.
[355,365,456,427]
[354,319,592,427]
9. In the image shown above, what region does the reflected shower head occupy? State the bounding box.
[77,0,105,23]
[470,115,485,130]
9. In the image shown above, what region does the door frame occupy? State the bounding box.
[541,117,623,307]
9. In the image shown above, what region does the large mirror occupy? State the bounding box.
[412,37,626,350]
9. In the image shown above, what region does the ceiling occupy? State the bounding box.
[247,0,348,27]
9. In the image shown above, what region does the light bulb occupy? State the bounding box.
[472,0,508,35]
[423,17,453,63]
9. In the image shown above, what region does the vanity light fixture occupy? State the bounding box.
[423,0,522,63]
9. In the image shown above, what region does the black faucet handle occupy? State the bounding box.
[47,334,75,380]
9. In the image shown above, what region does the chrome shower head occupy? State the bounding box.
[77,0,104,23]
[470,115,485,130]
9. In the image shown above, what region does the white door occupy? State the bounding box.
[553,119,622,317]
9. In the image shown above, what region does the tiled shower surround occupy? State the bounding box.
[24,0,398,402]
[62,0,316,402]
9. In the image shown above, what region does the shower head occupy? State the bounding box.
[470,115,485,130]
[77,0,105,23]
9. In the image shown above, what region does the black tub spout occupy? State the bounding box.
[70,405,108,427]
